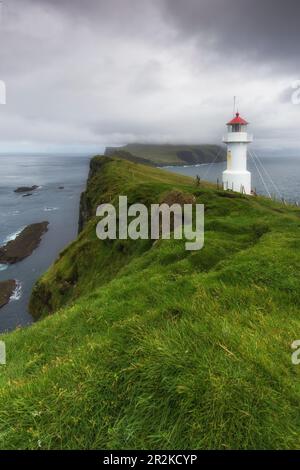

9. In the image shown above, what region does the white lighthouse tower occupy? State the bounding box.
[222,112,253,195]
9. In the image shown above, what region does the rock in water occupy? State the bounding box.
[0,280,16,309]
[0,222,49,264]
[14,185,39,193]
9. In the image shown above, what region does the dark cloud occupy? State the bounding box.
[28,0,160,36]
[0,0,299,152]
[161,0,300,71]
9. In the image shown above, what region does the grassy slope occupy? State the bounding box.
[1,156,300,450]
[105,143,226,166]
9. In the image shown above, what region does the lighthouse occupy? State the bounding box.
[222,112,253,195]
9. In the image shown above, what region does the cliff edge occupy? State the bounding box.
[1,156,300,450]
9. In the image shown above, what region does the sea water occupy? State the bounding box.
[0,154,90,333]
[167,156,300,203]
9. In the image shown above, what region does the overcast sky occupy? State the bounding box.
[1,0,300,154]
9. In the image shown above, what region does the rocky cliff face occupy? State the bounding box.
[9,156,300,450]
[78,192,89,234]
[78,156,110,233]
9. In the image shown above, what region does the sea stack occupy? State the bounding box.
[222,112,253,195]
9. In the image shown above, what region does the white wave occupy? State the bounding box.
[2,227,24,244]
[44,206,59,212]
[0,264,8,272]
[32,186,42,195]
[192,163,209,168]
[10,281,22,301]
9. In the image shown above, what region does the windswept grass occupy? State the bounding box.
[1,156,300,449]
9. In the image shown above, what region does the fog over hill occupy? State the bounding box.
[105,143,226,166]
[1,0,300,153]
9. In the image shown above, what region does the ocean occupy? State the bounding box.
[0,154,90,333]
[166,156,300,204]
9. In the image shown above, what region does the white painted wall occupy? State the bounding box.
[222,130,252,195]
[222,169,251,194]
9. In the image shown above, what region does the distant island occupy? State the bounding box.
[105,143,226,166]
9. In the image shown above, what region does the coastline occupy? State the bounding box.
[0,154,90,332]
[0,223,49,312]
[16,155,300,450]
[2,153,299,327]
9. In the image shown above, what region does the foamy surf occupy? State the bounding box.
[10,281,22,301]
[0,264,8,272]
[44,207,59,212]
[2,227,24,245]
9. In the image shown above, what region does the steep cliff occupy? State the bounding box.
[1,156,300,450]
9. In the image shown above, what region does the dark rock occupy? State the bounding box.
[78,191,90,233]
[0,280,16,309]
[78,157,108,233]
[0,222,49,264]
[22,193,33,197]
[58,186,64,189]
[105,144,226,167]
[14,185,39,193]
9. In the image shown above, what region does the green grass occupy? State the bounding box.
[1,156,300,449]
[105,143,226,166]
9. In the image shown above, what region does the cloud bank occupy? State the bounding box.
[0,0,299,154]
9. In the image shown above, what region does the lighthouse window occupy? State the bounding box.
[232,124,241,132]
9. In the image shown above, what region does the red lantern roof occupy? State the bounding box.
[227,112,248,125]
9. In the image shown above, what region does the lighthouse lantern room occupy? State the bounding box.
[222,112,253,195]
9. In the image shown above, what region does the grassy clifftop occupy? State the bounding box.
[105,143,226,166]
[1,156,300,449]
